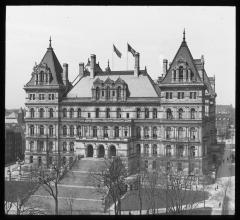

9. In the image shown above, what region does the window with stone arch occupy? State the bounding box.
[39,71,44,82]
[70,125,74,137]
[190,146,196,158]
[69,108,74,118]
[106,108,110,118]
[153,108,157,119]
[39,108,44,118]
[93,126,97,137]
[77,108,81,118]
[96,87,100,100]
[136,144,141,154]
[29,141,34,152]
[190,108,196,119]
[144,144,149,156]
[136,108,141,118]
[49,125,54,136]
[190,71,194,81]
[49,108,54,118]
[63,125,67,136]
[145,108,149,118]
[117,86,121,99]
[152,144,157,156]
[103,126,108,137]
[136,127,141,138]
[77,126,82,137]
[30,108,35,118]
[106,86,110,100]
[63,108,67,118]
[166,108,173,119]
[95,108,100,118]
[166,145,171,157]
[179,66,183,82]
[70,142,74,152]
[166,127,171,139]
[153,127,157,138]
[190,127,196,140]
[144,127,149,138]
[30,125,34,135]
[178,127,184,139]
[40,125,44,135]
[176,145,184,157]
[178,108,183,119]
[62,142,67,153]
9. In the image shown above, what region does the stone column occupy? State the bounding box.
[140,126,144,139]
[149,126,152,139]
[176,69,179,82]
[183,69,187,82]
[188,69,191,82]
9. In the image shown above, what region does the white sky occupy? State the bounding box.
[6,6,235,109]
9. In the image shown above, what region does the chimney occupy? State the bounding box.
[90,54,96,79]
[134,52,140,77]
[79,62,84,78]
[163,59,168,76]
[199,55,205,81]
[62,63,68,85]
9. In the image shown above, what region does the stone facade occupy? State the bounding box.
[23,33,216,175]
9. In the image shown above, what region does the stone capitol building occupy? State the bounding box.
[24,32,217,176]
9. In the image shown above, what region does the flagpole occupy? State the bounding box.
[112,44,114,70]
[127,44,128,70]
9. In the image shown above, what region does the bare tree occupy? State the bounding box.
[89,156,127,215]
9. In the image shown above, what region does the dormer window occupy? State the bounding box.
[96,87,100,100]
[106,87,110,100]
[39,71,44,83]
[117,86,121,99]
[179,66,183,82]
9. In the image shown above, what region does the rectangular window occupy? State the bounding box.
[182,92,184,99]
[145,160,148,169]
[102,91,104,96]
[194,92,196,99]
[178,92,180,99]
[127,113,129,118]
[112,91,115,96]
[170,92,172,99]
[166,92,169,99]
[88,113,91,118]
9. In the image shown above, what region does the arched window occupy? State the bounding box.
[117,86,121,99]
[40,125,44,135]
[152,144,157,156]
[189,163,194,174]
[39,108,44,118]
[49,108,54,118]
[70,142,74,152]
[178,108,183,119]
[63,125,67,136]
[166,145,171,157]
[48,156,52,165]
[29,141,34,152]
[39,71,44,82]
[144,144,149,156]
[190,146,195,158]
[116,108,121,118]
[190,71,194,81]
[190,127,196,140]
[124,127,128,137]
[177,162,182,172]
[30,108,35,118]
[70,126,74,137]
[145,108,149,118]
[166,127,171,139]
[144,127,149,138]
[63,108,67,118]
[96,87,100,100]
[77,108,81,118]
[62,142,67,153]
[136,127,141,138]
[106,86,110,100]
[77,126,81,137]
[106,108,110,118]
[38,141,44,152]
[69,108,74,118]
[48,142,53,152]
[114,126,119,138]
[49,125,54,136]
[179,66,183,82]
[178,127,184,139]
[190,108,196,119]
[153,108,157,119]
[38,156,42,167]
[173,70,176,81]
[30,156,33,163]
[152,161,156,170]
[103,126,108,137]
[166,108,173,119]
[95,108,100,118]
[30,125,34,135]
[93,126,97,137]
[136,108,141,118]
[176,145,184,158]
[153,127,157,138]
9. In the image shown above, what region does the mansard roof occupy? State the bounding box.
[161,39,203,84]
[25,43,63,87]
[67,69,160,98]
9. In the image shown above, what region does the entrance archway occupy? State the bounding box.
[98,145,105,158]
[109,145,116,158]
[87,145,93,157]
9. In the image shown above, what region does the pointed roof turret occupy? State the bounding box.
[183,28,186,42]
[105,59,111,72]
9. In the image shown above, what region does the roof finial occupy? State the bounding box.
[49,36,52,48]
[183,28,186,42]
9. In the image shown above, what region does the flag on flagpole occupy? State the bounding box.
[113,44,122,58]
[127,43,136,56]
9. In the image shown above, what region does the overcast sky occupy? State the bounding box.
[6,6,235,109]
